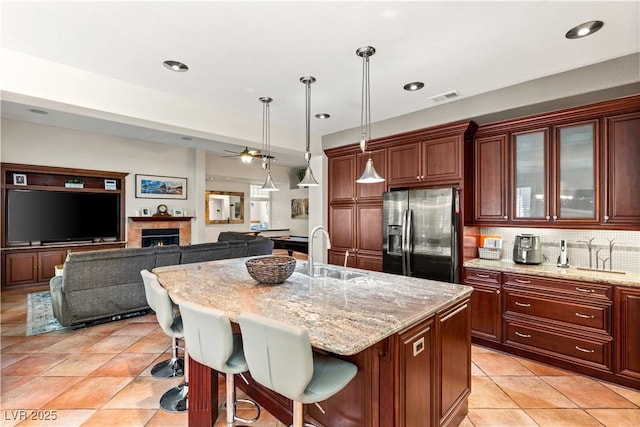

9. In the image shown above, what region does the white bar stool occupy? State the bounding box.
[141,269,184,379]
[179,300,260,427]
[238,313,358,427]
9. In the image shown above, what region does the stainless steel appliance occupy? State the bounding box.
[383,188,459,283]
[513,234,543,264]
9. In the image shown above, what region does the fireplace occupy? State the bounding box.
[127,216,193,248]
[141,228,180,247]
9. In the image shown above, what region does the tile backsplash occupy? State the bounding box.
[480,227,640,275]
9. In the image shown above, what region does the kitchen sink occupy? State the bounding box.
[298,265,369,281]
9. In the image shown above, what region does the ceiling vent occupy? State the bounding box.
[429,90,460,103]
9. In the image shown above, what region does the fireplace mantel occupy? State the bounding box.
[128,216,194,222]
[127,217,193,247]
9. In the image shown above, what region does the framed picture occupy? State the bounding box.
[13,173,27,186]
[172,208,184,217]
[104,179,117,190]
[291,198,309,219]
[140,208,151,217]
[135,174,187,199]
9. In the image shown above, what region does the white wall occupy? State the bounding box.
[1,119,309,244]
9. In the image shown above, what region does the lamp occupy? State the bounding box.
[298,76,320,187]
[355,46,385,184]
[240,147,253,164]
[259,97,279,191]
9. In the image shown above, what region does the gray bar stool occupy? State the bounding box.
[179,300,260,427]
[141,269,184,379]
[145,272,188,412]
[238,313,358,427]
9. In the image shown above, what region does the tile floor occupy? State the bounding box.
[2,285,639,427]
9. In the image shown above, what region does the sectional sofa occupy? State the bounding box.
[49,232,273,327]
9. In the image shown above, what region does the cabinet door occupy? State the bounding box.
[437,300,471,425]
[329,204,355,250]
[387,143,421,187]
[5,252,38,286]
[356,203,382,254]
[474,134,509,223]
[356,149,386,201]
[38,250,67,282]
[328,249,357,268]
[615,287,640,382]
[470,283,502,342]
[421,135,462,184]
[604,113,640,226]
[512,129,550,223]
[328,155,356,203]
[554,121,599,224]
[355,254,382,272]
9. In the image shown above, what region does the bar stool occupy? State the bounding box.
[178,300,260,427]
[145,272,188,412]
[141,269,184,379]
[238,313,358,427]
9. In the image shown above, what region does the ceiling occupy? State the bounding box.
[1,1,639,167]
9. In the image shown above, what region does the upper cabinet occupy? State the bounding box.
[387,135,464,187]
[474,95,640,229]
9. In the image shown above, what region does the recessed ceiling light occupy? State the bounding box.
[163,60,189,72]
[565,20,604,39]
[315,113,331,119]
[28,109,48,114]
[403,82,424,91]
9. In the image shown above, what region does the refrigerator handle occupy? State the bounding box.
[401,209,408,276]
[404,209,413,276]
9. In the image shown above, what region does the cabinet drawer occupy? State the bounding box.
[503,273,612,300]
[464,268,501,285]
[504,320,612,370]
[504,290,610,333]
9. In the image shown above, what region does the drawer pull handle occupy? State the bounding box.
[515,331,531,338]
[515,279,531,284]
[476,274,490,278]
[515,301,531,307]
[575,346,595,353]
[575,312,595,319]
[575,287,595,293]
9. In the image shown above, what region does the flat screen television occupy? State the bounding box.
[5,189,120,245]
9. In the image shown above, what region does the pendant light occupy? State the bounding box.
[259,97,279,191]
[298,76,320,187]
[355,46,385,184]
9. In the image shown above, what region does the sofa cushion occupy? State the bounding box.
[218,231,257,242]
[247,237,274,256]
[154,245,181,267]
[179,242,233,264]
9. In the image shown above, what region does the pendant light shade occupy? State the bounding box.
[298,76,320,187]
[259,97,279,191]
[355,46,385,184]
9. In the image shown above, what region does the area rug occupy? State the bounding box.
[26,291,67,336]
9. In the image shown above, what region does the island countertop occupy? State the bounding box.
[153,257,473,356]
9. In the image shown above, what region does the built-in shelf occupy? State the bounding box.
[128,216,194,222]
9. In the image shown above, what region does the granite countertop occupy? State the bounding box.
[154,258,472,356]
[464,258,640,288]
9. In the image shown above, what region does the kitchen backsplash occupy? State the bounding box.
[480,227,640,275]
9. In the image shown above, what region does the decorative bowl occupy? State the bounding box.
[245,256,296,284]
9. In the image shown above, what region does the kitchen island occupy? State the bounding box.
[154,257,473,426]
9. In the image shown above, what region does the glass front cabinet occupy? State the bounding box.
[511,120,599,225]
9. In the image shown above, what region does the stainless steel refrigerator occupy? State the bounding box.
[383,188,460,283]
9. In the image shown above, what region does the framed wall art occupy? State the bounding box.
[135,174,187,199]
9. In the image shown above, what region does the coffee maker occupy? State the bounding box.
[513,234,543,264]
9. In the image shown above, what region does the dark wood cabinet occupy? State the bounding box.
[604,112,640,226]
[387,135,464,187]
[356,150,386,202]
[328,154,356,203]
[615,287,640,383]
[1,163,128,289]
[472,95,640,229]
[463,268,502,342]
[474,135,509,223]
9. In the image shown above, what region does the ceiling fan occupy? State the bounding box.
[222,146,276,165]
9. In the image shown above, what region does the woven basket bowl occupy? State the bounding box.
[245,256,296,284]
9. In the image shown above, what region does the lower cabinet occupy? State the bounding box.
[615,287,640,382]
[4,249,66,288]
[464,266,637,389]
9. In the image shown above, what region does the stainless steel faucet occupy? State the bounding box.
[308,226,331,277]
